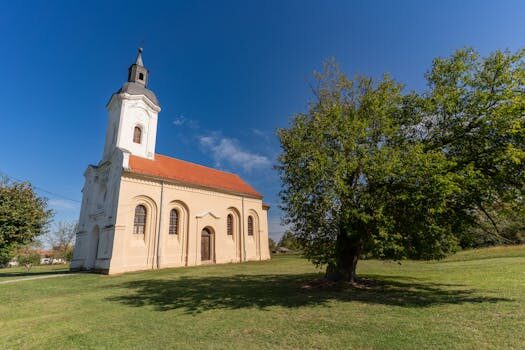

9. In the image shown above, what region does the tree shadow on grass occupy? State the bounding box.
[106,273,511,314]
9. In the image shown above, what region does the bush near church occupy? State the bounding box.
[17,248,41,272]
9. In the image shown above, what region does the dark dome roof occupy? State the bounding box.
[117,82,159,106]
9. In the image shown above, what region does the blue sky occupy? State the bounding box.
[2,1,525,240]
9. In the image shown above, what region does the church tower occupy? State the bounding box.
[102,48,161,161]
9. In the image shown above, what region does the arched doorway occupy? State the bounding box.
[201,227,214,263]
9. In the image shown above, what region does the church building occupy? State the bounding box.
[71,49,271,274]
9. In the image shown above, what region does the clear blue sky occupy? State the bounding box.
[2,1,525,240]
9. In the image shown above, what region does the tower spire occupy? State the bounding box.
[135,47,144,67]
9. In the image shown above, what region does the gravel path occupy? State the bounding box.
[0,273,78,285]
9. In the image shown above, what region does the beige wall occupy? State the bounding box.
[107,173,270,274]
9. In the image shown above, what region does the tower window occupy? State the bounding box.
[133,126,142,144]
[139,73,144,80]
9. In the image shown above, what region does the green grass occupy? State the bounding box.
[1,247,524,349]
[444,244,525,262]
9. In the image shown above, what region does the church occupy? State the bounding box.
[70,49,271,274]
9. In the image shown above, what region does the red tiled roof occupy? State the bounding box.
[128,154,262,198]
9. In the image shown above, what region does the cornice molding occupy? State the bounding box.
[106,92,161,113]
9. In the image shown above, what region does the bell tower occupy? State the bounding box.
[128,48,149,86]
[103,48,161,161]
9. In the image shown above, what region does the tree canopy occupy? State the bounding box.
[277,48,525,282]
[0,177,52,265]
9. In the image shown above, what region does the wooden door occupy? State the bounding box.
[201,229,211,261]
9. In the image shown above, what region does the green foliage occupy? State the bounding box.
[17,249,41,272]
[462,200,525,247]
[64,246,75,262]
[277,48,525,281]
[277,61,460,280]
[0,176,52,261]
[422,48,525,247]
[268,238,277,252]
[0,249,13,267]
[278,231,301,251]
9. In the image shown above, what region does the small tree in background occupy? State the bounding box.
[278,231,301,251]
[0,250,13,267]
[64,246,75,262]
[268,238,277,252]
[17,247,41,272]
[43,221,77,262]
[0,177,52,264]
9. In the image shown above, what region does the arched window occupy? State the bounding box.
[227,214,233,236]
[169,209,179,235]
[133,126,142,144]
[133,205,147,234]
[248,216,254,236]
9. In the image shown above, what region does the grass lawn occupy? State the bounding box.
[1,247,524,349]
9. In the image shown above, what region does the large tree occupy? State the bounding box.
[0,177,52,265]
[277,49,525,282]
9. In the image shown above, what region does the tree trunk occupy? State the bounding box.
[325,232,362,283]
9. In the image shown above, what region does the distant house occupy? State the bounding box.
[272,247,291,254]
[7,260,19,267]
[1,249,66,268]
[36,249,53,257]
[34,249,65,265]
[40,258,52,265]
[36,249,53,265]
